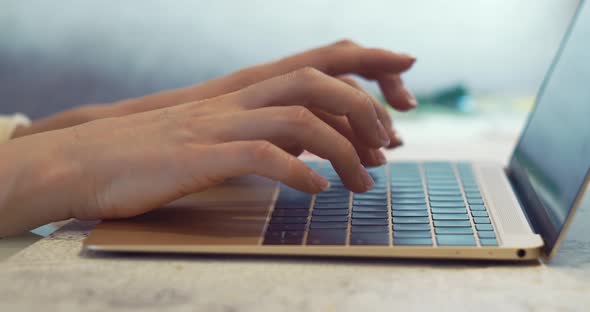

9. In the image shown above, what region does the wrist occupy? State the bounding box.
[0,132,80,236]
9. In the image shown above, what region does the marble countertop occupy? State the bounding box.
[1,115,589,311]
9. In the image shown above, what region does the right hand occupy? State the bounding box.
[0,67,400,236]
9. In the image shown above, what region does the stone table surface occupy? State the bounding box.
[1,115,589,311]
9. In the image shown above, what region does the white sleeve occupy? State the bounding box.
[0,113,31,143]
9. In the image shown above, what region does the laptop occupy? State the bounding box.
[83,2,590,261]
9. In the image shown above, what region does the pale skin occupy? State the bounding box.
[0,40,417,236]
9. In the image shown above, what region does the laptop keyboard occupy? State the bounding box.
[263,161,498,247]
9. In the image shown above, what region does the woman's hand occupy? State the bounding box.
[13,40,416,162]
[0,68,400,236]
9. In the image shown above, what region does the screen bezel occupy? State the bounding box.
[508,0,590,257]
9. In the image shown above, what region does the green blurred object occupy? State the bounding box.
[415,84,474,113]
[378,83,475,116]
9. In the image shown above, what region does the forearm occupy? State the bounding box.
[0,130,81,236]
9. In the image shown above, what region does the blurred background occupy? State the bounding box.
[0,0,579,119]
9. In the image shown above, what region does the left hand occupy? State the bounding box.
[13,40,417,166]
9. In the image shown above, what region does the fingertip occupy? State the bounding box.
[385,128,403,149]
[379,79,418,112]
[400,53,417,65]
[309,169,330,193]
[358,164,375,192]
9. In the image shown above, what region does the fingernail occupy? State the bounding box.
[385,128,403,148]
[401,53,417,63]
[310,170,330,192]
[374,150,387,165]
[377,121,391,147]
[359,165,375,190]
[394,132,404,146]
[405,88,418,107]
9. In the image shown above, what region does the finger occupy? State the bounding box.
[311,107,386,167]
[377,74,417,111]
[230,67,390,149]
[207,106,374,192]
[275,39,416,79]
[198,141,330,193]
[337,75,403,148]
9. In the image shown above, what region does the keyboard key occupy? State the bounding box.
[307,230,347,245]
[317,190,349,197]
[432,213,469,221]
[394,238,433,246]
[470,204,487,211]
[473,217,491,224]
[350,233,390,245]
[314,203,349,209]
[435,227,473,235]
[264,231,304,245]
[431,207,467,214]
[476,224,494,231]
[391,188,424,194]
[426,182,459,188]
[393,224,431,231]
[310,222,348,229]
[353,200,388,206]
[391,199,426,205]
[436,235,476,246]
[471,210,489,217]
[430,202,466,208]
[267,223,307,231]
[480,238,498,246]
[270,217,308,224]
[353,194,387,200]
[427,186,461,191]
[272,209,309,217]
[463,187,480,193]
[314,198,349,204]
[433,220,471,227]
[478,231,496,238]
[352,219,388,226]
[393,231,431,238]
[429,196,464,202]
[428,190,462,196]
[392,210,429,217]
[392,217,430,224]
[391,193,425,199]
[352,212,388,219]
[351,225,389,233]
[391,204,428,210]
[311,216,348,222]
[312,209,349,216]
[465,192,482,198]
[390,183,423,189]
[352,207,388,214]
[468,199,485,205]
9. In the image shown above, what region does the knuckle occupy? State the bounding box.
[288,106,314,126]
[357,91,376,113]
[248,140,277,162]
[290,66,323,82]
[334,38,357,47]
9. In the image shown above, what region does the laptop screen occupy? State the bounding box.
[509,1,590,255]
